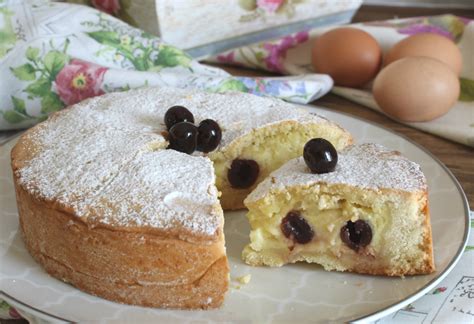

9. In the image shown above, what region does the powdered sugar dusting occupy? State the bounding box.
[19,128,164,205]
[85,150,221,235]
[79,87,328,149]
[246,143,427,203]
[16,86,330,235]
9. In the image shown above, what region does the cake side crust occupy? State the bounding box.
[25,244,229,309]
[14,167,229,308]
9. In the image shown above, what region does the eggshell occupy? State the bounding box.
[373,57,460,122]
[385,33,462,75]
[311,28,382,88]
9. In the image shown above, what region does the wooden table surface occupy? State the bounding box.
[215,5,474,208]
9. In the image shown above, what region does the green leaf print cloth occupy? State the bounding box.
[0,0,333,130]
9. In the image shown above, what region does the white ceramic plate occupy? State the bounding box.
[0,107,469,323]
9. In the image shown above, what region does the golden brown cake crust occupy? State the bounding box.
[12,122,229,309]
[14,177,229,309]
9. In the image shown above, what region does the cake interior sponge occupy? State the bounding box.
[242,143,435,276]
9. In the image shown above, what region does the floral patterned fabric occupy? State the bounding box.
[208,15,474,147]
[0,0,332,130]
[0,300,22,320]
[65,0,138,27]
[54,59,107,106]
[237,0,303,22]
[216,31,310,74]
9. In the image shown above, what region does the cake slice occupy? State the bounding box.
[242,143,435,276]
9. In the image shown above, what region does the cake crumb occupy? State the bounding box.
[327,223,335,232]
[236,274,252,285]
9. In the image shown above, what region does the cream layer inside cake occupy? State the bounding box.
[212,120,350,209]
[243,144,435,276]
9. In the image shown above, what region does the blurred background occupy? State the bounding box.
[364,0,474,8]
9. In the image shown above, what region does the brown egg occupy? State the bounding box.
[385,33,462,75]
[311,27,382,88]
[373,57,460,122]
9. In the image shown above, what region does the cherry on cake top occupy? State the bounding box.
[165,106,195,129]
[165,106,222,155]
[303,138,338,174]
[168,122,198,154]
[197,119,222,153]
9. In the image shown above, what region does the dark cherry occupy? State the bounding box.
[281,211,314,244]
[167,122,198,154]
[227,159,259,189]
[340,220,372,251]
[197,119,222,153]
[303,138,338,174]
[164,106,194,130]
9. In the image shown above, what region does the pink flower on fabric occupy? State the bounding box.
[217,52,236,64]
[263,43,285,72]
[257,0,284,13]
[398,24,454,40]
[55,59,107,106]
[8,307,22,319]
[263,31,309,73]
[294,31,309,43]
[432,287,447,294]
[91,0,121,15]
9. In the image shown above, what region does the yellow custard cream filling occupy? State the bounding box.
[243,184,426,272]
[210,121,350,209]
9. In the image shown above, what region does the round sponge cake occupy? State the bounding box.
[11,86,352,308]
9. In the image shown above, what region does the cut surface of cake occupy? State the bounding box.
[243,143,435,276]
[11,86,352,309]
